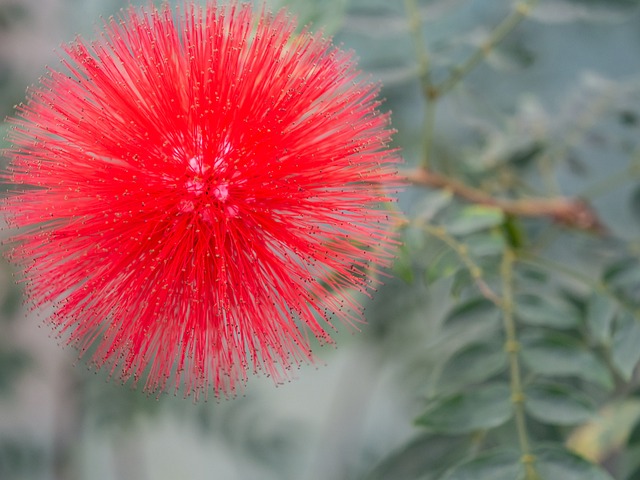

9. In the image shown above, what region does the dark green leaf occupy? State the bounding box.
[515,294,581,329]
[416,189,454,222]
[416,384,512,434]
[501,214,526,250]
[437,299,502,357]
[603,259,640,289]
[534,446,615,480]
[627,416,640,446]
[393,244,415,283]
[363,434,471,480]
[437,341,508,392]
[525,383,596,426]
[619,110,638,126]
[444,297,496,326]
[506,142,545,169]
[464,232,506,257]
[436,312,502,361]
[586,293,617,345]
[445,206,505,236]
[487,42,536,71]
[612,311,640,381]
[440,449,524,480]
[626,465,640,480]
[451,268,475,298]
[520,332,614,390]
[515,265,549,284]
[425,248,461,284]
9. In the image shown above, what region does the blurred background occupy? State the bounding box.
[1,0,640,479]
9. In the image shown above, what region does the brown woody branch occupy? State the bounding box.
[403,168,605,233]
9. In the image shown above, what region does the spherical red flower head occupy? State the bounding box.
[3,1,401,397]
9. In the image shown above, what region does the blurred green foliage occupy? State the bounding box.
[1,0,640,479]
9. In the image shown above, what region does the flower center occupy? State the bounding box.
[173,138,238,221]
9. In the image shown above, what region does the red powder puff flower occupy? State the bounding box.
[2,1,401,397]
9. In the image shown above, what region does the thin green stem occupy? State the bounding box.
[405,0,538,169]
[420,222,503,307]
[404,0,430,84]
[433,0,538,98]
[501,249,539,480]
[404,0,437,169]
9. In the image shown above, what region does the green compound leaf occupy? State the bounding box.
[612,310,640,381]
[525,382,596,426]
[416,383,513,434]
[464,231,506,258]
[444,297,496,325]
[515,294,581,329]
[585,293,617,346]
[425,248,462,284]
[520,332,614,390]
[440,449,524,480]
[415,188,454,222]
[534,446,615,480]
[603,258,640,289]
[437,341,508,392]
[363,434,472,480]
[393,244,415,283]
[445,205,505,236]
[438,298,502,353]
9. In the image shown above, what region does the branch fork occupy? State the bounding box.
[403,167,605,232]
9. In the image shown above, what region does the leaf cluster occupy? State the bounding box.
[364,0,640,478]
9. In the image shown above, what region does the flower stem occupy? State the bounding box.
[501,249,539,480]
